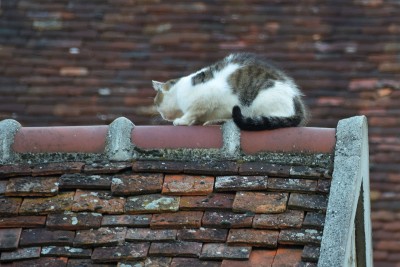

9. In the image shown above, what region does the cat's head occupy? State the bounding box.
[152,79,183,121]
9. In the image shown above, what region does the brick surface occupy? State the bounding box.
[200,243,251,260]
[47,212,102,230]
[268,178,317,192]
[102,214,152,227]
[227,229,279,248]
[0,197,22,216]
[41,246,92,258]
[125,194,180,214]
[233,192,288,213]
[0,216,46,228]
[19,192,74,215]
[162,175,214,195]
[149,241,202,257]
[302,245,320,263]
[272,248,303,266]
[288,193,328,212]
[126,228,177,241]
[92,242,150,262]
[72,190,125,214]
[279,229,323,245]
[20,228,75,247]
[150,211,203,229]
[215,176,268,191]
[239,163,290,177]
[202,211,254,228]
[59,174,112,190]
[171,257,222,267]
[253,210,304,229]
[1,247,41,262]
[0,228,22,251]
[74,227,127,248]
[111,173,163,196]
[303,212,326,230]
[180,193,235,210]
[178,228,228,242]
[5,177,58,196]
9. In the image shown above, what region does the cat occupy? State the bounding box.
[152,53,308,130]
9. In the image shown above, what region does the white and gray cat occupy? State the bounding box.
[152,53,308,131]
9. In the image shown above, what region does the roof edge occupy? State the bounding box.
[318,115,372,267]
[0,117,335,165]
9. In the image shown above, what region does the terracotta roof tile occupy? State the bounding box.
[74,227,127,248]
[111,173,163,196]
[0,155,333,266]
[162,175,214,196]
[0,228,22,251]
[60,173,112,190]
[239,163,290,177]
[5,176,59,197]
[272,247,303,266]
[200,243,251,260]
[149,241,202,257]
[233,192,288,213]
[47,211,102,230]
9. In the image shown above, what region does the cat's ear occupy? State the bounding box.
[152,80,165,92]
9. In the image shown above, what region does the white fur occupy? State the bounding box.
[154,60,301,126]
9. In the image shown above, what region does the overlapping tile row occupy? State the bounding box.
[0,160,331,266]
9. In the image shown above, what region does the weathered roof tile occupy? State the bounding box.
[59,174,112,190]
[183,161,239,175]
[132,160,185,174]
[279,229,323,245]
[171,257,221,267]
[20,229,75,247]
[178,228,228,243]
[221,250,276,267]
[239,163,290,177]
[72,190,125,214]
[289,166,332,179]
[162,175,214,196]
[0,228,22,251]
[202,211,254,229]
[1,247,41,262]
[303,212,326,230]
[125,194,180,214]
[31,162,84,177]
[47,212,102,230]
[272,247,303,266]
[150,211,203,229]
[5,177,59,197]
[149,241,202,257]
[126,228,177,242]
[92,242,150,263]
[288,193,328,212]
[215,176,268,191]
[19,192,74,215]
[101,214,151,227]
[227,229,279,248]
[0,216,46,228]
[74,227,127,248]
[180,193,235,210]
[268,178,317,193]
[302,245,320,263]
[0,197,22,216]
[233,192,288,213]
[83,162,131,174]
[200,243,251,260]
[111,173,163,196]
[40,246,92,258]
[253,210,304,229]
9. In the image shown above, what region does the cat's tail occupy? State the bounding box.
[232,98,307,131]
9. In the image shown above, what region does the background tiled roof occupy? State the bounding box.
[0,1,399,266]
[0,159,331,266]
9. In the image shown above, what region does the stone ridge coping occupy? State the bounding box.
[0,117,336,164]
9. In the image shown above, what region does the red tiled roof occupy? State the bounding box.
[0,159,330,266]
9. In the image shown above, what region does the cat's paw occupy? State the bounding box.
[173,118,190,126]
[203,119,228,126]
